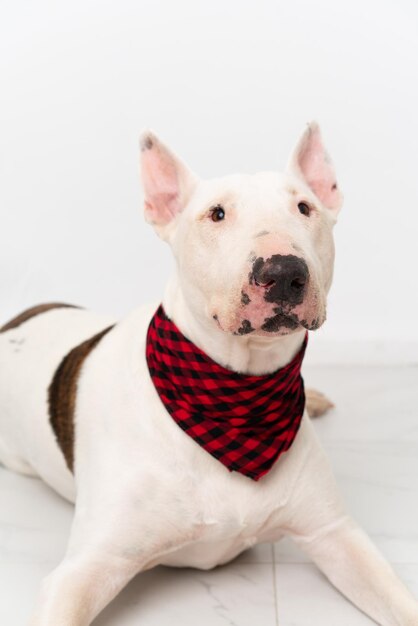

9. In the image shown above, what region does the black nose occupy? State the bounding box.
[252,254,309,305]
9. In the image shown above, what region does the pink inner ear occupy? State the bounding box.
[144,192,179,225]
[142,146,182,226]
[298,130,340,211]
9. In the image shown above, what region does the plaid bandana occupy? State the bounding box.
[146,305,307,481]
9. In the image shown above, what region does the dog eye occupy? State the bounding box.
[298,202,311,217]
[210,205,226,222]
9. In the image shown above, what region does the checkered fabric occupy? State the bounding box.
[146,305,308,481]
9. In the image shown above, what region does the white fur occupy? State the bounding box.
[1,124,417,626]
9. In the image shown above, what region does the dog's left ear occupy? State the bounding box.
[139,130,199,239]
[286,122,343,215]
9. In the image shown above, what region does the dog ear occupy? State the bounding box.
[286,122,343,214]
[139,131,199,237]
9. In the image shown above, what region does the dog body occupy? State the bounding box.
[0,300,324,570]
[1,124,417,625]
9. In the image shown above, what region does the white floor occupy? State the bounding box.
[1,365,417,625]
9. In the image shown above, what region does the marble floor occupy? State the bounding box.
[0,365,417,625]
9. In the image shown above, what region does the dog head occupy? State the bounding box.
[139,123,342,337]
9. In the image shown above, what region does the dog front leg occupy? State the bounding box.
[283,418,418,626]
[292,516,418,626]
[29,550,141,626]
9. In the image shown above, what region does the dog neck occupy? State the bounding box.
[162,275,306,376]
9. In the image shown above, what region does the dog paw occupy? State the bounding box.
[305,388,335,418]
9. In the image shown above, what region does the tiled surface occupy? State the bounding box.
[0,366,417,625]
[97,562,277,626]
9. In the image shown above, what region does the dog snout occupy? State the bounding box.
[252,254,309,305]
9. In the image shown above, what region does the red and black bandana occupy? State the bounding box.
[146,305,307,481]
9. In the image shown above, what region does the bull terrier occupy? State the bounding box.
[0,123,417,625]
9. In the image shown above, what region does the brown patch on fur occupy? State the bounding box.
[48,325,114,471]
[0,303,81,333]
[287,187,297,195]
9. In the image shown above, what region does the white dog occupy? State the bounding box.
[0,123,417,625]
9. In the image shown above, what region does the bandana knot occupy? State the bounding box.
[146,305,307,481]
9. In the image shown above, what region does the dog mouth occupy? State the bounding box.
[234,307,300,335]
[260,308,301,333]
[232,310,321,336]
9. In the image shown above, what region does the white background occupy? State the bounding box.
[1,0,417,363]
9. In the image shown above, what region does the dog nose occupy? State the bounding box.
[252,254,309,305]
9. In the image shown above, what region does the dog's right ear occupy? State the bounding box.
[139,131,199,239]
